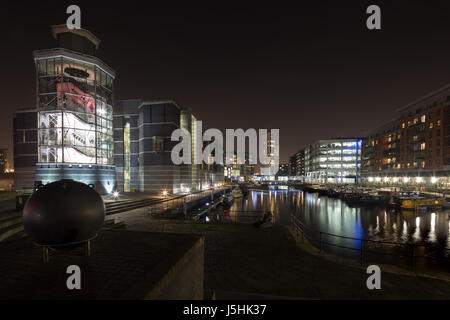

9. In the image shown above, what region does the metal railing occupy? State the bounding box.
[148,187,230,216]
[196,210,268,225]
[290,213,450,273]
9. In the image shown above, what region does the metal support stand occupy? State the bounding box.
[43,247,49,264]
[39,236,96,264]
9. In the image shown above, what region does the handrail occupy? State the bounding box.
[291,213,450,251]
[290,213,450,272]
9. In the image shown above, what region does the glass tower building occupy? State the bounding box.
[304,138,362,184]
[33,25,116,193]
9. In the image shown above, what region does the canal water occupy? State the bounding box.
[230,189,450,270]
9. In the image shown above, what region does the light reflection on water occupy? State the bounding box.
[231,190,450,250]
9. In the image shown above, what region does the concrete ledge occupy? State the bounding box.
[0,229,204,299]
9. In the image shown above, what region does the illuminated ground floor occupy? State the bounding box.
[35,163,116,194]
[361,169,450,189]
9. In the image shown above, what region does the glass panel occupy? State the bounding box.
[37,59,46,76]
[38,77,58,94]
[39,94,58,110]
[37,57,113,164]
[47,58,55,75]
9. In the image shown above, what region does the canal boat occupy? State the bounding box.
[342,187,390,207]
[308,184,329,196]
[232,188,243,198]
[386,194,446,211]
[344,193,384,207]
[400,197,446,210]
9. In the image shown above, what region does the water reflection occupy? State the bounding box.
[231,190,450,250]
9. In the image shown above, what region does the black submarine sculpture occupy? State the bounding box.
[23,179,105,248]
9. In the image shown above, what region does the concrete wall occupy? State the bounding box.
[147,236,204,300]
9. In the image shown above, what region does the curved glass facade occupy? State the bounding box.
[37,56,114,165]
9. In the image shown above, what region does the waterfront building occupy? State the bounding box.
[13,24,223,195]
[304,138,362,184]
[289,155,296,177]
[224,151,256,182]
[0,149,7,173]
[13,108,38,190]
[288,149,305,180]
[277,164,290,177]
[114,99,223,194]
[17,24,117,194]
[362,84,450,188]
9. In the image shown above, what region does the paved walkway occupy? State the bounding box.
[116,209,450,299]
[0,230,201,299]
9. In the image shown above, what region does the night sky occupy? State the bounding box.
[1,1,450,165]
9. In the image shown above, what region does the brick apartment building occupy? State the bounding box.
[362,84,450,188]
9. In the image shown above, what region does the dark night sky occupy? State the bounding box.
[1,1,450,165]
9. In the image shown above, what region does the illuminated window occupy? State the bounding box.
[37,56,114,165]
[420,142,426,150]
[421,115,426,123]
[429,122,433,129]
[401,123,405,129]
[123,120,130,192]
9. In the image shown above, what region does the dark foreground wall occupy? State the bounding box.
[0,230,204,299]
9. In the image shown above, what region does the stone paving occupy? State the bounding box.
[0,229,200,299]
[114,209,450,299]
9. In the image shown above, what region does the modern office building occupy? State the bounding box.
[13,109,38,190]
[30,24,116,193]
[277,164,290,177]
[114,99,223,194]
[362,84,450,188]
[13,25,116,193]
[304,138,362,184]
[257,130,278,176]
[289,155,296,177]
[13,24,223,195]
[224,151,256,182]
[289,149,305,179]
[0,149,8,173]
